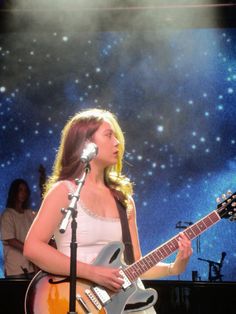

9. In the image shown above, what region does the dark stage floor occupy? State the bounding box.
[0,278,235,314]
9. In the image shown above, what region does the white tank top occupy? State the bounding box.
[54,181,122,264]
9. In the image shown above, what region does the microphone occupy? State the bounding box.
[222,252,226,258]
[220,252,226,265]
[80,142,98,163]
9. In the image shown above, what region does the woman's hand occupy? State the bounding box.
[91,265,124,292]
[177,232,193,260]
[170,232,193,275]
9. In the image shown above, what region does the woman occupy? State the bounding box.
[24,108,192,313]
[0,179,36,278]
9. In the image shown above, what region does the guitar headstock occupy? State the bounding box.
[216,191,236,221]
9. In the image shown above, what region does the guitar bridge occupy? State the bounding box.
[76,293,92,313]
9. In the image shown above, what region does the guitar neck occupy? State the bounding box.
[125,210,221,282]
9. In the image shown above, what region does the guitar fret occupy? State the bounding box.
[188,223,202,238]
[198,219,209,230]
[154,250,163,261]
[135,261,144,274]
[171,238,179,249]
[197,219,207,231]
[149,253,157,265]
[124,267,133,281]
[185,228,194,239]
[209,212,220,223]
[132,260,146,278]
[159,247,168,258]
[145,256,153,268]
[163,244,172,254]
[167,240,178,251]
[139,259,148,272]
[126,266,138,281]
[128,270,138,281]
[203,216,212,227]
[191,224,201,236]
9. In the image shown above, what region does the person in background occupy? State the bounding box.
[24,108,192,313]
[0,178,37,278]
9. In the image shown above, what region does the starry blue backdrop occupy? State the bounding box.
[0,27,236,281]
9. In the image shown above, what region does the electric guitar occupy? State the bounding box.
[25,191,236,314]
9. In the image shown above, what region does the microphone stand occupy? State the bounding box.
[59,163,91,314]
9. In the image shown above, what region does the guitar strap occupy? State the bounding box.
[115,198,135,265]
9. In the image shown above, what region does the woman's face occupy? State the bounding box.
[92,120,120,167]
[17,183,28,204]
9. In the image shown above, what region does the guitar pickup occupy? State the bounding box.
[91,286,111,305]
[119,269,132,290]
[85,288,103,310]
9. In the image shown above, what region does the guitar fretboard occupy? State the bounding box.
[124,210,221,282]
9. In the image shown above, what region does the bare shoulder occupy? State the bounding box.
[38,180,74,218]
[44,180,75,201]
[47,180,75,194]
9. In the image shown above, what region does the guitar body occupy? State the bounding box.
[25,242,157,314]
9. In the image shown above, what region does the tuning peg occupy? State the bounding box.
[232,202,236,207]
[216,197,221,203]
[222,193,227,200]
[229,213,236,221]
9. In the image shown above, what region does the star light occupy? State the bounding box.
[157,125,164,132]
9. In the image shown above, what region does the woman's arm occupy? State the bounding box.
[127,197,193,279]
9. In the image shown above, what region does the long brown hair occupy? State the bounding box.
[6,178,31,209]
[44,109,133,207]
